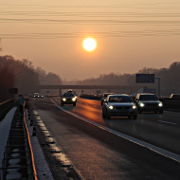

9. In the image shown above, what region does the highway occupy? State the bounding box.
[32,97,180,180]
[70,98,180,154]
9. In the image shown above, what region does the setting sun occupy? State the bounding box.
[82,37,97,52]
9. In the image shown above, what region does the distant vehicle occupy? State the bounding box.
[135,93,163,114]
[40,94,44,98]
[61,91,77,106]
[101,93,113,106]
[33,93,40,98]
[33,93,44,98]
[102,94,138,119]
[169,94,180,100]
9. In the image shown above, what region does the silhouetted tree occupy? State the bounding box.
[77,62,180,95]
[0,55,62,98]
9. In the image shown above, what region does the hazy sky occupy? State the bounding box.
[0,0,180,80]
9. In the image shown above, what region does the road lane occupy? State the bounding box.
[53,97,180,154]
[33,100,180,180]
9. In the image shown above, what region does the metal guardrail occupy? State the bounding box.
[0,99,12,106]
[1,107,38,180]
[23,111,38,180]
[80,94,101,100]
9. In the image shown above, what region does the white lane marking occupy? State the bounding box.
[26,111,54,180]
[51,99,180,164]
[158,120,177,125]
[33,109,85,180]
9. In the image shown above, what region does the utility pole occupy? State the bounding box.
[156,77,161,97]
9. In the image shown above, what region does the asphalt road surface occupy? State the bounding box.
[60,98,180,154]
[32,98,180,180]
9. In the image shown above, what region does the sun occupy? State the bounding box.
[82,37,97,52]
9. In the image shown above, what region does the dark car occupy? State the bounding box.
[102,94,138,119]
[135,93,163,114]
[169,94,180,100]
[61,91,77,106]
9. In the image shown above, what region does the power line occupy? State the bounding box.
[1,30,180,39]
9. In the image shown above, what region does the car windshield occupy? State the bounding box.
[109,96,132,103]
[63,93,75,97]
[139,95,158,101]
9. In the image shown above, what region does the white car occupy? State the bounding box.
[135,93,163,114]
[102,94,138,119]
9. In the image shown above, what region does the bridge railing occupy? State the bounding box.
[1,107,38,180]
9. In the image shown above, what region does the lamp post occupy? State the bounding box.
[156,77,161,97]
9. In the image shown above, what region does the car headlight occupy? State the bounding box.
[158,102,163,107]
[132,105,137,109]
[72,97,77,102]
[62,98,66,102]
[139,103,145,107]
[108,105,114,110]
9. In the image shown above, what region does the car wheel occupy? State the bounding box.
[102,112,106,119]
[73,103,76,106]
[133,115,137,120]
[107,115,111,119]
[128,115,132,119]
[101,101,103,106]
[105,112,110,119]
[159,110,164,114]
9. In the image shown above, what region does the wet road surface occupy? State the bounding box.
[57,98,180,154]
[32,98,180,180]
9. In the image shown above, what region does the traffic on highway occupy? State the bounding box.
[1,0,180,179]
[30,90,180,179]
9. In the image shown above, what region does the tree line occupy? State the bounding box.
[0,55,61,100]
[76,62,180,95]
[1,55,179,99]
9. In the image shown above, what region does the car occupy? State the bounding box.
[33,93,40,98]
[101,93,113,106]
[135,93,163,114]
[33,93,44,98]
[61,91,77,106]
[169,94,180,100]
[102,94,138,119]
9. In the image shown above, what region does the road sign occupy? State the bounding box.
[136,74,155,83]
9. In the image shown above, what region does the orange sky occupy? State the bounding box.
[0,0,180,80]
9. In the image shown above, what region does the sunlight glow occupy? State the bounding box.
[82,37,97,52]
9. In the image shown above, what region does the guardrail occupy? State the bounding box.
[80,94,101,100]
[1,107,38,180]
[23,111,38,180]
